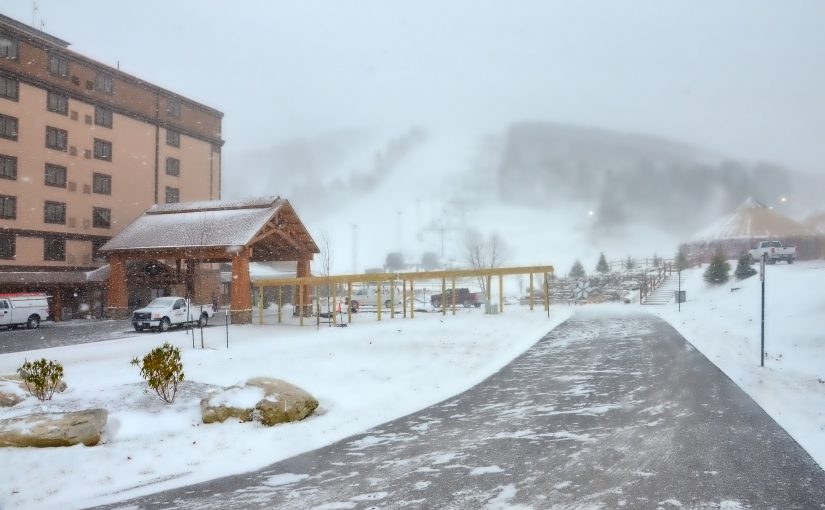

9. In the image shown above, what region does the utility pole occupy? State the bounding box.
[760,253,766,367]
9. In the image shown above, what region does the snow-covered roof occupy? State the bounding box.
[691,197,817,241]
[100,197,318,255]
[804,211,825,235]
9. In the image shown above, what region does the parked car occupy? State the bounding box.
[131,297,215,332]
[749,241,796,264]
[0,293,50,329]
[431,288,485,308]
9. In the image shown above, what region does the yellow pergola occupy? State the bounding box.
[255,265,554,326]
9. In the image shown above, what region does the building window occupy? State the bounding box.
[95,73,113,94]
[92,207,111,229]
[48,54,69,77]
[0,75,18,101]
[94,106,112,128]
[93,138,112,161]
[93,172,111,195]
[166,97,181,118]
[0,114,18,141]
[0,154,16,180]
[46,126,67,151]
[47,91,69,115]
[44,237,65,261]
[165,186,179,204]
[166,129,180,147]
[0,195,16,219]
[0,36,18,60]
[44,201,66,224]
[45,163,67,188]
[165,157,180,177]
[0,234,14,259]
[91,238,107,262]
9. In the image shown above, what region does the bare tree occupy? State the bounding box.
[317,231,334,323]
[465,229,507,295]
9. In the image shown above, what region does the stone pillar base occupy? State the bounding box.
[230,309,252,324]
[107,307,130,320]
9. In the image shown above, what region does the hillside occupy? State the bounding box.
[223,123,823,274]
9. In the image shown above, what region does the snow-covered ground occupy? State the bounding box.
[655,260,825,468]
[1,260,823,509]
[0,306,572,510]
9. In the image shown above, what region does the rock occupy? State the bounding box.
[247,377,319,426]
[200,385,263,424]
[0,378,26,407]
[0,373,68,397]
[200,378,318,426]
[0,408,108,447]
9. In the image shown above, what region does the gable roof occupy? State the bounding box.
[691,197,817,241]
[99,197,319,258]
[804,211,825,235]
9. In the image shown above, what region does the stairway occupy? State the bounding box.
[642,274,682,305]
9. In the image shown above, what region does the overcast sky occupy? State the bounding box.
[5,0,825,175]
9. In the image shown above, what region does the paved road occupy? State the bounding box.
[0,318,226,355]
[97,310,825,509]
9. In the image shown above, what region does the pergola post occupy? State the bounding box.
[106,254,129,319]
[295,258,311,317]
[230,248,252,324]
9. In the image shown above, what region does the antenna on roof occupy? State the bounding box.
[32,1,38,27]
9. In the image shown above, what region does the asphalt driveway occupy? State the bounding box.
[95,310,825,509]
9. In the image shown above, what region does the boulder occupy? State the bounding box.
[0,373,68,397]
[0,378,25,407]
[200,385,263,424]
[248,377,319,426]
[200,378,318,426]
[0,408,108,447]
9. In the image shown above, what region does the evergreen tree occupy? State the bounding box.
[569,260,586,279]
[596,252,609,273]
[675,244,689,271]
[652,253,661,268]
[625,256,636,271]
[734,251,757,280]
[704,247,731,284]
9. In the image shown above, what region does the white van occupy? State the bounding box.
[0,293,50,329]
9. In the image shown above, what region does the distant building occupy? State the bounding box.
[0,14,224,318]
[686,197,825,261]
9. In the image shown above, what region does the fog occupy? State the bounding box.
[6,0,825,269]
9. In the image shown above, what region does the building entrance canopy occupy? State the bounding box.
[99,197,318,323]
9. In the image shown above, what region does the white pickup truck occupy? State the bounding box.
[131,297,215,332]
[749,241,796,264]
[0,293,50,330]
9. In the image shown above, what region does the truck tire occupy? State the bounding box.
[788,258,794,264]
[463,299,472,308]
[134,325,144,332]
[385,299,393,308]
[350,300,360,313]
[26,315,40,329]
[198,313,208,328]
[474,302,482,308]
[159,317,171,332]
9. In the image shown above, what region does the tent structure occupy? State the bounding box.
[99,197,318,323]
[686,197,824,261]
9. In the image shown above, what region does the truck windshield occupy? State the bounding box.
[146,297,177,308]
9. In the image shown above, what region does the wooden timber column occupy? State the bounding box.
[106,254,129,319]
[230,248,252,324]
[295,258,312,317]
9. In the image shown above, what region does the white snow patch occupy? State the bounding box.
[262,473,309,487]
[470,465,505,476]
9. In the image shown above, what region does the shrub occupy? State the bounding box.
[17,358,64,401]
[704,247,731,284]
[734,251,757,280]
[131,343,184,404]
